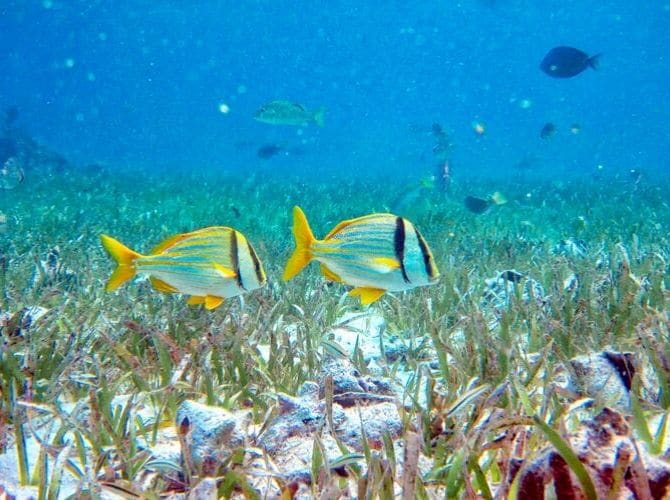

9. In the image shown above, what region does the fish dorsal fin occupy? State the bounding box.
[324,213,395,240]
[320,264,342,283]
[213,263,236,278]
[187,296,205,306]
[349,287,386,306]
[150,277,178,293]
[205,295,224,309]
[369,257,400,273]
[150,233,192,255]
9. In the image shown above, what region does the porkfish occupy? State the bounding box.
[283,206,439,305]
[101,226,266,310]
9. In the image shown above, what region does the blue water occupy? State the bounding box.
[1,1,668,181]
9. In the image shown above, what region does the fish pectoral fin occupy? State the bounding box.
[205,295,224,310]
[150,277,178,293]
[349,287,386,306]
[320,264,342,283]
[187,296,205,306]
[368,257,400,273]
[213,263,236,278]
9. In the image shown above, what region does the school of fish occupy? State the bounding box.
[101,206,439,308]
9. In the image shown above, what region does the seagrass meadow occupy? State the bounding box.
[0,164,669,498]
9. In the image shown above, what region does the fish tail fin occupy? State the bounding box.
[490,191,508,205]
[283,206,316,281]
[313,108,326,127]
[588,53,602,70]
[100,234,142,291]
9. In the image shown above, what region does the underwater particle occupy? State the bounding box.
[540,122,556,139]
[218,102,230,114]
[597,164,604,171]
[254,100,325,127]
[75,113,84,122]
[64,58,75,68]
[100,226,267,310]
[86,72,96,82]
[540,46,601,78]
[569,123,581,134]
[283,206,440,306]
[525,192,532,198]
[519,99,532,109]
[98,32,108,41]
[472,121,486,135]
[42,0,53,8]
[237,84,247,94]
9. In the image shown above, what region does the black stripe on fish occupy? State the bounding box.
[394,217,410,284]
[231,230,244,290]
[247,240,264,284]
[415,225,436,279]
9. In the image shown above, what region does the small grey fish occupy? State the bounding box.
[540,46,600,78]
[254,100,325,127]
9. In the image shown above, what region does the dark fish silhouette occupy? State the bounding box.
[540,122,556,139]
[464,196,490,214]
[464,192,506,214]
[540,47,600,78]
[257,144,283,159]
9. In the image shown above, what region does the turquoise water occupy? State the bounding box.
[2,2,668,180]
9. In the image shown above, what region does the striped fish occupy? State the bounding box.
[100,227,266,310]
[283,206,439,305]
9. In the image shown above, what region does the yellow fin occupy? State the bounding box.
[149,232,191,255]
[205,295,224,310]
[313,107,326,127]
[490,191,507,205]
[100,234,142,291]
[213,263,236,278]
[150,277,178,293]
[283,206,317,281]
[369,257,400,273]
[320,264,342,283]
[348,287,386,305]
[187,296,205,306]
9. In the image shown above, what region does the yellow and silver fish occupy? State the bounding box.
[283,206,439,305]
[101,227,266,310]
[254,100,325,127]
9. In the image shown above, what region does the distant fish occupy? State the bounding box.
[436,160,451,192]
[254,100,325,127]
[0,157,24,190]
[515,155,538,171]
[390,177,434,214]
[464,192,507,214]
[3,106,18,130]
[283,206,439,305]
[257,143,284,159]
[540,122,556,139]
[431,122,453,159]
[101,227,266,310]
[540,46,600,78]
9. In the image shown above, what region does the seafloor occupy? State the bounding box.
[1,161,669,498]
